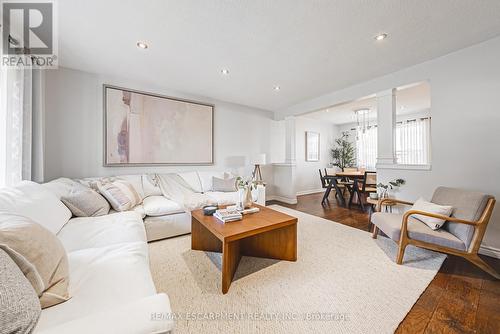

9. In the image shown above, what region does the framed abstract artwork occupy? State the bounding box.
[103,85,214,166]
[305,131,320,162]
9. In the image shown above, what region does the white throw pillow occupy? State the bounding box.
[0,181,72,234]
[410,198,453,230]
[143,196,184,216]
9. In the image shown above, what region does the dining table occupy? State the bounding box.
[321,171,368,210]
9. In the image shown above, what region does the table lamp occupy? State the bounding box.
[251,153,266,184]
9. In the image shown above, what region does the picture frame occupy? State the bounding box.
[305,131,320,162]
[103,85,214,166]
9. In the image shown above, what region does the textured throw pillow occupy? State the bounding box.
[212,176,237,192]
[0,213,70,308]
[0,248,41,333]
[61,182,110,217]
[97,179,142,211]
[410,197,453,230]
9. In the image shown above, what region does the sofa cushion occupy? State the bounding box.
[97,179,142,212]
[371,212,466,251]
[0,248,41,334]
[35,242,156,331]
[0,213,70,308]
[144,212,191,242]
[177,172,202,193]
[0,181,72,234]
[57,211,146,253]
[431,187,493,250]
[205,191,240,206]
[142,196,184,216]
[142,174,162,197]
[42,177,77,199]
[212,176,237,192]
[61,183,110,217]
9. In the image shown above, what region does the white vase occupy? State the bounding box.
[238,187,253,209]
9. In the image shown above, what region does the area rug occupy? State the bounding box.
[149,205,446,334]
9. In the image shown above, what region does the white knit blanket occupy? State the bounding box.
[155,173,216,211]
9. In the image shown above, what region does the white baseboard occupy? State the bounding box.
[479,245,500,259]
[266,195,298,205]
[296,188,324,196]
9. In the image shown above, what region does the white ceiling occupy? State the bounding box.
[57,1,500,111]
[305,81,430,125]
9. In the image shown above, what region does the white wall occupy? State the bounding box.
[276,36,500,255]
[44,67,274,183]
[294,116,338,194]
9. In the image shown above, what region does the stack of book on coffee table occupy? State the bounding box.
[214,208,242,223]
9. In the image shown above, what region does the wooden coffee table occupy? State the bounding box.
[191,204,297,294]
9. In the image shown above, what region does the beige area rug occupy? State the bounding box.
[149,205,446,334]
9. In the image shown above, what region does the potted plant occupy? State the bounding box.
[376,178,406,198]
[331,131,356,170]
[236,176,257,209]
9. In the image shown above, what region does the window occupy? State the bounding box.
[355,117,431,169]
[356,126,377,170]
[395,117,431,165]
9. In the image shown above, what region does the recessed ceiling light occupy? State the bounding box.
[374,33,388,41]
[136,41,149,49]
[273,85,281,91]
[221,69,229,75]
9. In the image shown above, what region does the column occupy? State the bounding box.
[376,89,397,166]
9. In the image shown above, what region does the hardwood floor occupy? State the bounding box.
[267,192,500,334]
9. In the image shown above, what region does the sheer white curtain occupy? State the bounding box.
[0,64,33,188]
[395,117,431,165]
[356,126,377,170]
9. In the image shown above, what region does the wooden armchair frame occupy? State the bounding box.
[372,198,499,279]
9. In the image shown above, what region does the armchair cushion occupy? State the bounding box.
[431,187,493,249]
[371,212,466,251]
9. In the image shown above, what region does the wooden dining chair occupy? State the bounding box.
[319,169,329,189]
[371,187,499,279]
[359,171,377,195]
[319,169,350,206]
[342,167,358,173]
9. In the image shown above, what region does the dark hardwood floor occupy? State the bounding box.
[268,192,500,334]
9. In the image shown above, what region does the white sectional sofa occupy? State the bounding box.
[0,171,264,333]
[45,171,264,242]
[0,181,174,334]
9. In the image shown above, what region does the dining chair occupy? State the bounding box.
[342,167,358,173]
[319,169,350,206]
[360,171,377,194]
[319,169,329,189]
[371,187,499,279]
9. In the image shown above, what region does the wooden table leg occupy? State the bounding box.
[240,223,297,261]
[191,217,222,253]
[222,240,241,294]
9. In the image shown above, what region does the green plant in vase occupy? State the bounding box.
[377,178,406,198]
[236,177,257,209]
[331,131,356,170]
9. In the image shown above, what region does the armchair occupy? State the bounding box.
[371,187,499,279]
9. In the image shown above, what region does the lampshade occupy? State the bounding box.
[251,153,266,165]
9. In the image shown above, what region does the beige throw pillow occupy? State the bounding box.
[97,179,142,211]
[61,182,110,217]
[212,176,237,192]
[0,213,70,308]
[410,197,453,230]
